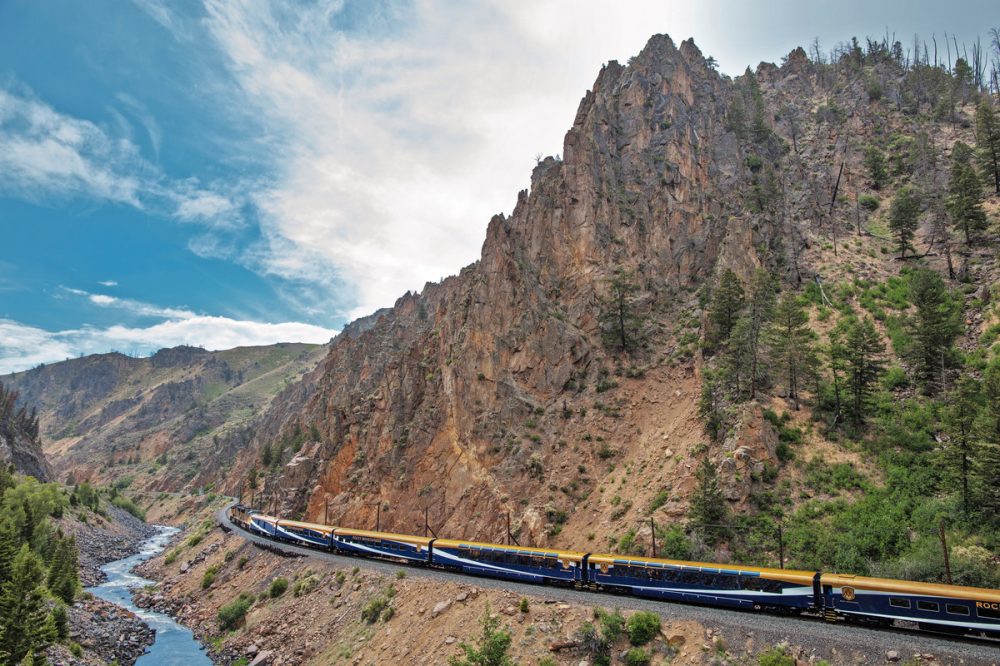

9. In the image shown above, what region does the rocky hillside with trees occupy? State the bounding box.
[4,343,326,492]
[211,31,1000,590]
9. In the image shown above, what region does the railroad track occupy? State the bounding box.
[215,503,998,665]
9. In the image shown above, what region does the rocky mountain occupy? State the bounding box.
[5,343,327,490]
[213,30,1000,571]
[0,382,53,481]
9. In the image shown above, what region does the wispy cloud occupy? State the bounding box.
[0,316,335,375]
[0,86,240,226]
[97,280,118,287]
[61,286,196,320]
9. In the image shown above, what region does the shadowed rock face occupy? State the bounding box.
[232,35,772,540]
[0,428,52,482]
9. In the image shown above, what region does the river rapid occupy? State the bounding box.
[86,525,213,666]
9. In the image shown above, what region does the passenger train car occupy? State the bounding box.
[226,504,1000,639]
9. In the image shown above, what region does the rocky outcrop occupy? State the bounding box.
[227,35,772,540]
[0,383,53,481]
[44,596,155,666]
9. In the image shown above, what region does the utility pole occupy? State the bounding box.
[777,523,785,569]
[650,517,657,557]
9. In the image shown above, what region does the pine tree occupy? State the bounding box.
[705,269,745,352]
[842,316,885,429]
[904,269,962,393]
[46,535,78,604]
[976,99,1000,195]
[975,359,1000,524]
[942,376,982,520]
[599,271,645,354]
[889,186,921,259]
[698,370,725,442]
[0,520,18,587]
[768,293,818,410]
[863,146,888,190]
[0,545,52,664]
[744,270,776,400]
[947,141,988,246]
[688,458,729,545]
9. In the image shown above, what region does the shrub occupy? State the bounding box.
[201,565,219,589]
[293,574,318,597]
[218,594,253,630]
[110,494,146,521]
[647,490,669,514]
[759,645,795,666]
[624,648,651,666]
[626,611,661,645]
[361,596,390,624]
[237,556,249,570]
[164,549,179,565]
[269,577,288,598]
[858,194,880,211]
[595,607,625,642]
[519,598,529,613]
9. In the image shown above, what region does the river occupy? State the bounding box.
[86,525,213,666]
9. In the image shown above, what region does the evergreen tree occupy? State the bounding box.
[705,269,745,352]
[942,376,982,520]
[688,457,728,544]
[743,270,777,400]
[904,269,963,393]
[46,535,78,604]
[599,271,645,354]
[976,99,1000,195]
[947,142,988,246]
[889,186,921,258]
[768,293,818,410]
[863,146,888,190]
[698,370,724,442]
[0,520,18,587]
[975,359,1000,524]
[0,545,52,664]
[842,316,885,429]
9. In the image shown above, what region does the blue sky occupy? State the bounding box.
[1,0,996,374]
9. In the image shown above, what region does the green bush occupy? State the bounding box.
[110,495,146,521]
[626,611,661,646]
[201,565,219,589]
[595,607,625,642]
[218,593,253,630]
[759,645,795,666]
[237,556,249,569]
[858,194,880,211]
[361,595,390,624]
[268,577,288,598]
[624,647,651,666]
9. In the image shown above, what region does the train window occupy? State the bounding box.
[946,604,969,616]
[889,598,911,609]
[916,601,939,612]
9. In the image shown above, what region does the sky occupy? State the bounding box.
[1,0,996,374]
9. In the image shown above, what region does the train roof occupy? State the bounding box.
[250,513,279,523]
[334,527,434,546]
[433,538,587,560]
[587,552,817,585]
[821,573,1000,602]
[277,519,336,533]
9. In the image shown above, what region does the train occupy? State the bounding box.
[227,504,1000,640]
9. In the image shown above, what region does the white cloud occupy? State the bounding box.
[0,316,336,375]
[0,87,240,227]
[98,280,118,287]
[195,0,715,320]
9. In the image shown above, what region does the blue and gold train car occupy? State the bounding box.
[432,539,586,584]
[332,528,433,563]
[247,512,279,538]
[822,573,1000,637]
[275,519,335,549]
[587,553,818,611]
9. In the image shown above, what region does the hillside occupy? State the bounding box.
[0,382,53,481]
[4,343,327,491]
[206,33,1000,586]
